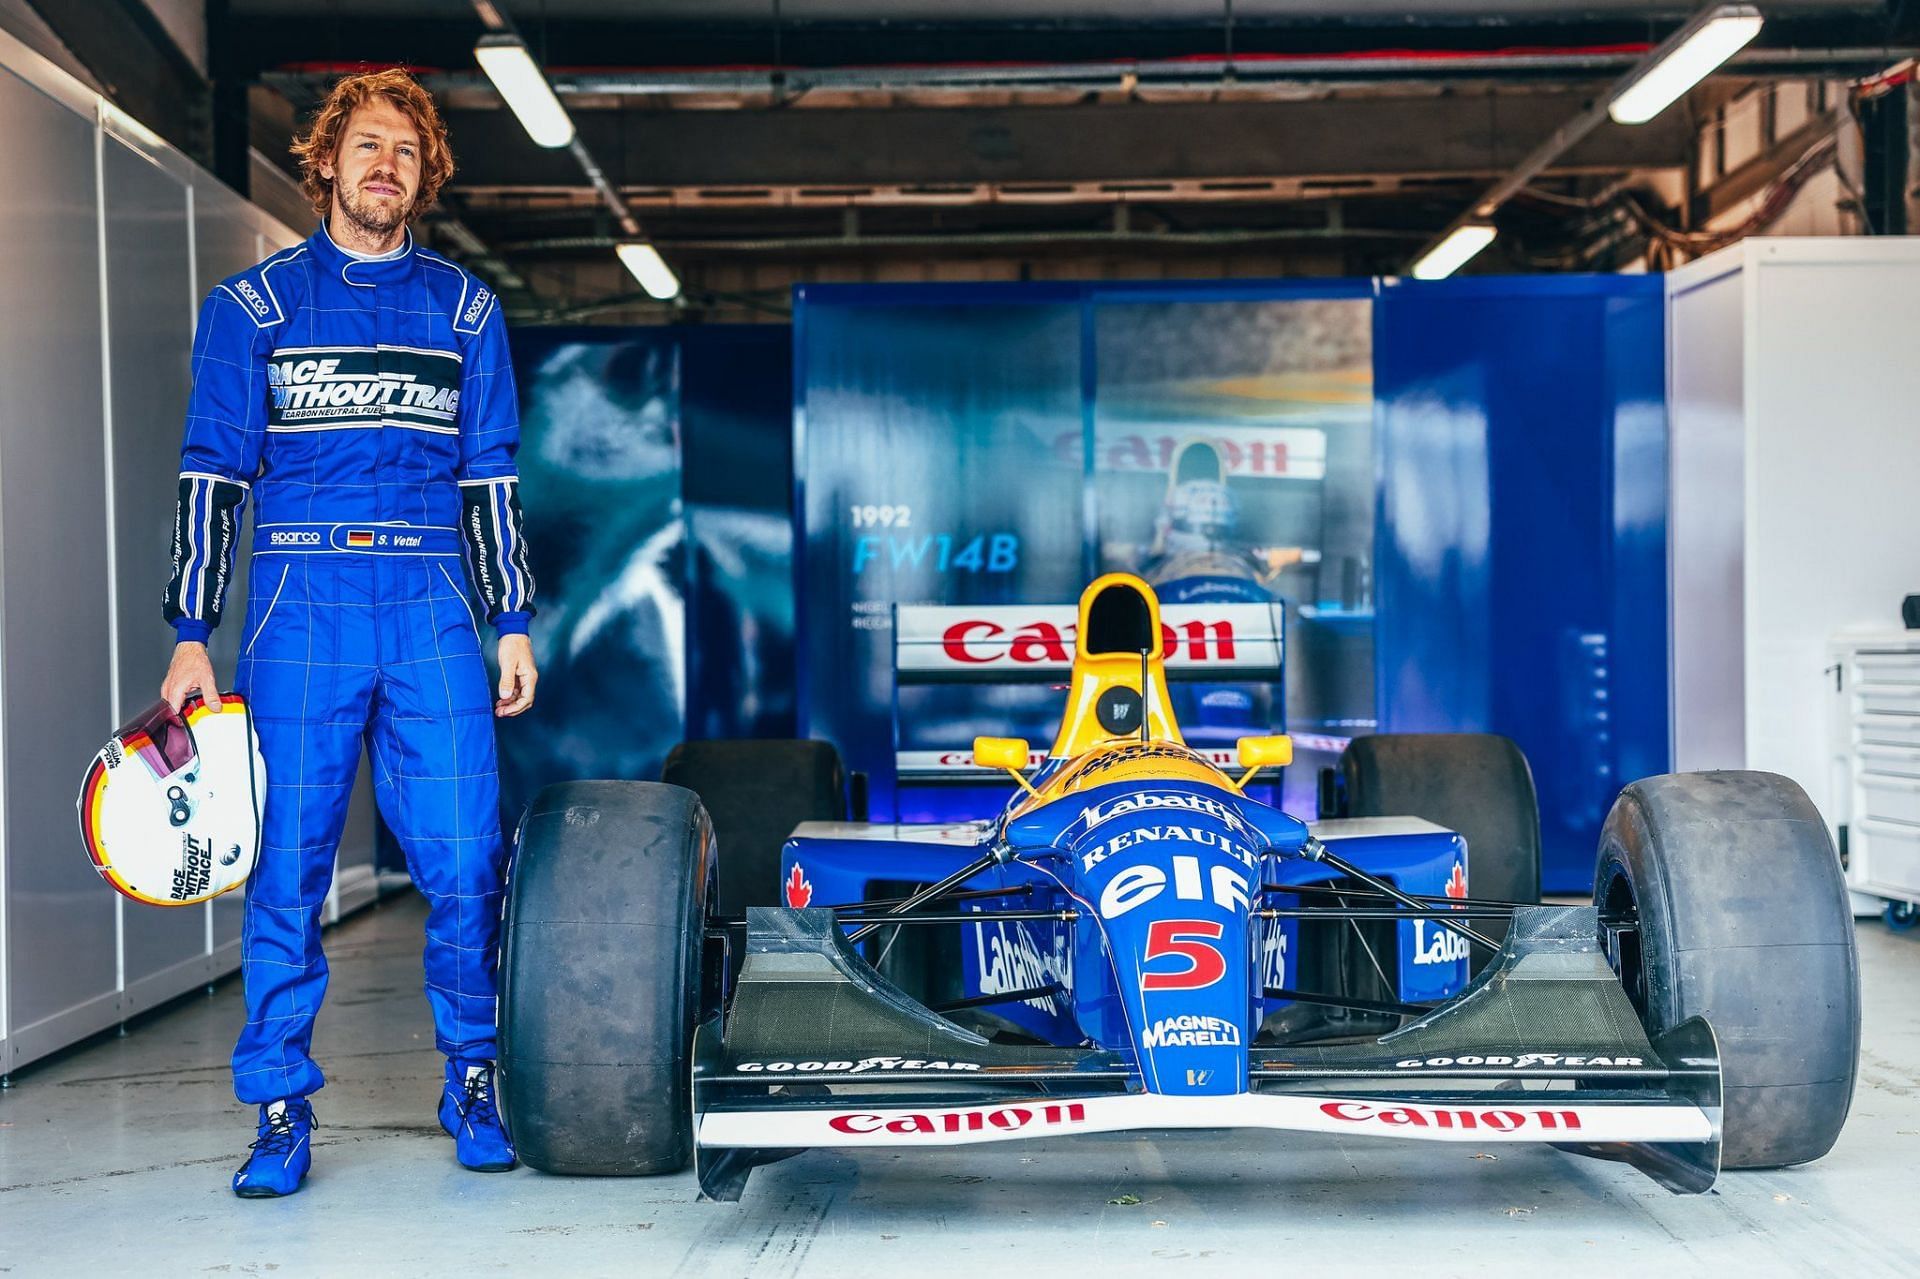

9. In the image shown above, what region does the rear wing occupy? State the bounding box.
[894,602,1285,684]
[892,601,1284,779]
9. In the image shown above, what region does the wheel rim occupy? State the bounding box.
[1597,865,1649,1023]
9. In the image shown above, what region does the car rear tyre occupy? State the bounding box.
[500,780,713,1175]
[662,739,846,916]
[1339,733,1542,958]
[1595,771,1860,1169]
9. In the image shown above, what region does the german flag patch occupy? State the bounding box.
[346,529,375,548]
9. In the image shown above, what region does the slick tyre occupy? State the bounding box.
[663,739,846,916]
[1595,771,1860,1169]
[500,780,713,1175]
[1339,734,1542,958]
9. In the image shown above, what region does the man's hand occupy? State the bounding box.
[161,642,222,720]
[495,633,538,718]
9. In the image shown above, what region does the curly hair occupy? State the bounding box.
[289,69,455,221]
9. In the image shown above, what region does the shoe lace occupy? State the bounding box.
[457,1066,501,1127]
[249,1104,311,1157]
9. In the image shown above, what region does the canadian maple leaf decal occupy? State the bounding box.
[784,863,813,909]
[1445,861,1468,900]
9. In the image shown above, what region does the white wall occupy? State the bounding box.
[0,26,377,1078]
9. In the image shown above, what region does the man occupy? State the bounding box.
[159,69,538,1198]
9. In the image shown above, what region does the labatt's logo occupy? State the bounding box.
[1411,920,1472,965]
[1080,791,1256,838]
[941,617,1239,665]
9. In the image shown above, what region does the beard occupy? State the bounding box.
[335,177,414,238]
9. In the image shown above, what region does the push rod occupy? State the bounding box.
[1257,908,1516,921]
[847,851,1006,944]
[839,910,1075,926]
[1263,881,1529,911]
[929,983,1066,1014]
[1301,838,1498,952]
[1263,985,1434,1019]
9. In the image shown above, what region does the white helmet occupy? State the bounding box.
[77,695,266,906]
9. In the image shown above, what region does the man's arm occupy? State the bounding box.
[451,280,539,717]
[160,287,273,714]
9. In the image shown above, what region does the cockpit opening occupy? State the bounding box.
[1084,580,1156,656]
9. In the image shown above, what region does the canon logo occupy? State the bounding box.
[940,619,1238,665]
[1319,1101,1583,1132]
[827,1102,1087,1136]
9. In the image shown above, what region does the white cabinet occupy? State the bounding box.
[1666,239,1920,839]
[1829,634,1920,917]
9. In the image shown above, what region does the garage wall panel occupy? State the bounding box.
[1666,262,1746,772]
[0,26,356,1075]
[102,133,206,1007]
[0,65,118,1064]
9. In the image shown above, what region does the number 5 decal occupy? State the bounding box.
[1141,919,1227,990]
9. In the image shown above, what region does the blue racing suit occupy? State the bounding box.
[164,223,535,1104]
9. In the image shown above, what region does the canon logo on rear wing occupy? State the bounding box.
[895,603,1284,673]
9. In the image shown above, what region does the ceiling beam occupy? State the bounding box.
[223,12,1906,80]
[434,89,1692,192]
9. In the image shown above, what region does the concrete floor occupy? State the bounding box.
[2,896,1918,1278]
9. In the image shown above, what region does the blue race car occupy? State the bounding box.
[498,574,1860,1202]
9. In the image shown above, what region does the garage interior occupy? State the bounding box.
[2,1,1920,1275]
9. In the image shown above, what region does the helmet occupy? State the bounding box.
[77,694,266,906]
[1163,479,1238,543]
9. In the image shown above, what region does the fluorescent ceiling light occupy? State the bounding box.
[475,34,576,148]
[1410,224,1497,280]
[1609,6,1764,125]
[617,242,681,300]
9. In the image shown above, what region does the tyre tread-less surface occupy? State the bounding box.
[1339,732,1543,912]
[500,780,712,1175]
[663,739,845,916]
[1596,770,1860,1169]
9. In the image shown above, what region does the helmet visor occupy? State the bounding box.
[115,700,198,779]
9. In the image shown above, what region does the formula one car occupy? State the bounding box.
[497,574,1860,1202]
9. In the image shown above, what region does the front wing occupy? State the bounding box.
[693,907,1722,1202]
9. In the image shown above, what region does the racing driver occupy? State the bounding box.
[158,69,537,1198]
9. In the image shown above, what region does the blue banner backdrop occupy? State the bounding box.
[496,326,796,824]
[794,277,1669,893]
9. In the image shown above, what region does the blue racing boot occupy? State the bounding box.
[439,1059,516,1172]
[232,1098,315,1198]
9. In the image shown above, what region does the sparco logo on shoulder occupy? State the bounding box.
[235,279,271,316]
[462,287,491,326]
[827,1102,1086,1136]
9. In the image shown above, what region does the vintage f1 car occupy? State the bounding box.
[497,574,1860,1202]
